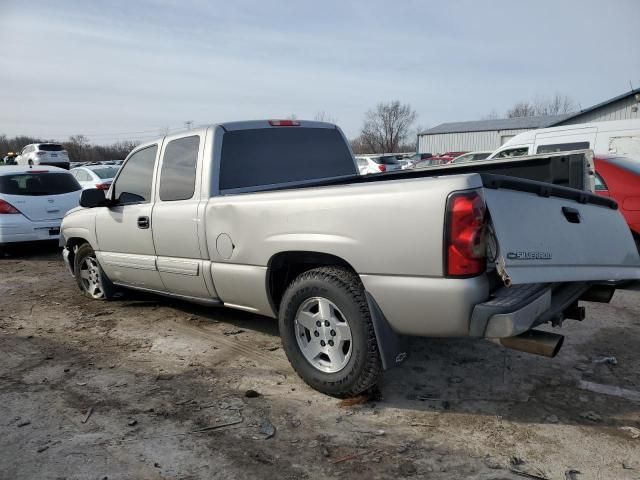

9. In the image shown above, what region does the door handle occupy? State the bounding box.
[137,216,150,229]
[562,207,581,224]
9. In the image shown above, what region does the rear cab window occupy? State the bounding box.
[0,172,81,196]
[219,127,356,191]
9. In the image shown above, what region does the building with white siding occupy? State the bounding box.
[418,88,640,154]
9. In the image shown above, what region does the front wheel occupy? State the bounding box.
[74,243,116,300]
[279,266,382,397]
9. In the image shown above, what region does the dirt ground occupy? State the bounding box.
[1,243,639,480]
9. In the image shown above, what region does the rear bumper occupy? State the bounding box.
[470,282,591,338]
[361,273,598,339]
[0,218,62,244]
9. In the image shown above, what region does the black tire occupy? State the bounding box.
[73,243,117,300]
[279,266,382,397]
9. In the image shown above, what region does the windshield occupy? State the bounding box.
[0,173,81,196]
[91,167,119,179]
[606,156,640,176]
[37,144,64,152]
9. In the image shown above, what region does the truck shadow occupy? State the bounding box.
[115,289,640,429]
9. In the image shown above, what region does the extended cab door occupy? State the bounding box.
[151,133,216,299]
[95,144,166,291]
[482,175,640,285]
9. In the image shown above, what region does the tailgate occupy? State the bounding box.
[482,175,640,285]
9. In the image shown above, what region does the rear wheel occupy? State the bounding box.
[74,243,116,300]
[279,266,381,397]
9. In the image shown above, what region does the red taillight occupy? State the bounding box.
[95,183,111,190]
[378,164,387,172]
[268,119,300,127]
[444,190,486,277]
[0,199,20,214]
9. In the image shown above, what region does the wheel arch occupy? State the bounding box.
[63,236,92,274]
[266,250,357,315]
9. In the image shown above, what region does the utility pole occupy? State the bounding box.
[184,121,194,130]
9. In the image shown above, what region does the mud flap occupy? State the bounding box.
[365,292,408,370]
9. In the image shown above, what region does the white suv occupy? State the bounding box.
[17,143,70,169]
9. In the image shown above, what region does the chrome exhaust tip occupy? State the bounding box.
[496,329,564,358]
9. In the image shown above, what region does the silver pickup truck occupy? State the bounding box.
[60,120,640,397]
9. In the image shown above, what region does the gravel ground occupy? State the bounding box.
[1,243,639,480]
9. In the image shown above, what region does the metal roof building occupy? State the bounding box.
[418,88,640,154]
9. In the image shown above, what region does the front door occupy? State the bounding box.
[95,144,166,291]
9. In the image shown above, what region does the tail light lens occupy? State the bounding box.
[95,183,111,190]
[444,190,486,277]
[0,199,20,214]
[378,164,387,172]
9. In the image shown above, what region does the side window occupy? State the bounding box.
[159,136,200,201]
[494,147,529,159]
[536,142,590,154]
[594,172,608,191]
[113,145,158,205]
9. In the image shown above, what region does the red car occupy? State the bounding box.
[594,155,640,250]
[429,151,469,165]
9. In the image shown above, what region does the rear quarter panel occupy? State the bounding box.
[204,173,486,329]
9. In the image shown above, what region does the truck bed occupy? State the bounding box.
[244,150,594,195]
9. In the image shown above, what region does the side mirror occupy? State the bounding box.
[80,188,107,208]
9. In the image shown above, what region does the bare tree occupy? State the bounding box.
[506,101,538,118]
[482,109,499,120]
[313,111,337,124]
[533,94,576,116]
[359,100,417,153]
[506,94,576,118]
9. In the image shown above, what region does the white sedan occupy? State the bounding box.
[70,165,120,190]
[0,166,82,246]
[355,155,402,175]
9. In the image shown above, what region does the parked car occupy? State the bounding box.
[16,143,70,169]
[594,155,640,250]
[60,120,639,398]
[0,166,81,246]
[451,151,492,163]
[488,119,640,160]
[429,151,469,164]
[71,165,120,190]
[355,155,401,174]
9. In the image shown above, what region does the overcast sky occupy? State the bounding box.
[1,0,639,144]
